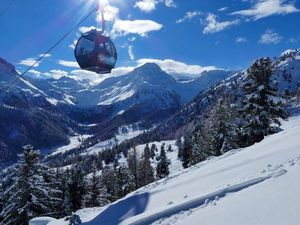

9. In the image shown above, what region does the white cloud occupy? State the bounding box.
[69,40,77,49]
[38,53,51,58]
[259,29,282,44]
[112,19,163,37]
[176,11,202,23]
[136,58,219,76]
[231,0,299,20]
[49,70,69,79]
[57,60,80,68]
[134,0,176,13]
[79,26,99,34]
[134,0,157,12]
[218,7,228,12]
[69,67,135,84]
[288,37,298,43]
[128,45,135,60]
[203,13,240,34]
[164,0,176,7]
[19,58,40,67]
[236,37,249,43]
[110,66,135,77]
[28,69,42,77]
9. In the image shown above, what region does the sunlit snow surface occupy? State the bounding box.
[42,109,300,225]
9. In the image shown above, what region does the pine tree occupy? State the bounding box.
[176,137,184,160]
[68,166,86,212]
[84,169,109,208]
[137,147,155,187]
[150,144,157,159]
[156,144,170,178]
[56,168,72,216]
[207,99,238,156]
[115,165,136,198]
[190,123,210,164]
[182,136,193,168]
[240,58,288,145]
[127,147,138,188]
[101,166,118,202]
[0,145,62,225]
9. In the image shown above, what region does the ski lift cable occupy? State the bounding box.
[0,0,16,18]
[0,5,99,96]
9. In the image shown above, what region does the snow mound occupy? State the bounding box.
[29,217,57,225]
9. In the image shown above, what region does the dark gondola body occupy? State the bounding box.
[75,30,117,74]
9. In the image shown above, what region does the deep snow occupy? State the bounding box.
[38,110,300,225]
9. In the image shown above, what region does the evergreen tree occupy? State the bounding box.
[68,166,86,212]
[115,165,136,198]
[150,144,157,159]
[84,169,109,208]
[207,99,238,156]
[137,147,155,187]
[127,147,138,188]
[156,144,170,178]
[182,136,193,168]
[190,123,210,164]
[176,137,183,160]
[0,145,61,225]
[101,166,118,202]
[56,168,72,216]
[240,58,288,145]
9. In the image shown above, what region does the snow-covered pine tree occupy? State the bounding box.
[128,147,139,188]
[115,165,136,198]
[175,137,183,160]
[68,166,86,212]
[55,168,72,216]
[190,123,210,164]
[84,168,109,208]
[207,99,238,156]
[156,144,170,179]
[182,135,193,168]
[0,145,62,225]
[150,143,157,159]
[240,57,288,145]
[101,166,118,202]
[137,146,155,187]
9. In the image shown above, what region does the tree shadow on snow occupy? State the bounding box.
[82,192,150,225]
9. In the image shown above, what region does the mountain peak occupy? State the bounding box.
[0,57,17,74]
[136,63,162,72]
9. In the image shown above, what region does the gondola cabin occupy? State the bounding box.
[75,29,117,74]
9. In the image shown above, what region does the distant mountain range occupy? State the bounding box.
[0,58,233,167]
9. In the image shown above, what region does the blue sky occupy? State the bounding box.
[0,0,299,81]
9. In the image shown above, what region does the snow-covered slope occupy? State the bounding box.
[46,109,300,225]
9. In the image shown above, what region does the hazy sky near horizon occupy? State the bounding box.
[0,0,300,80]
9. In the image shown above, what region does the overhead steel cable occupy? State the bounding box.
[0,0,16,18]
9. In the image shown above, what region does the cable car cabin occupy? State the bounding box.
[75,30,117,74]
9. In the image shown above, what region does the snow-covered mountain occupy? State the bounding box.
[0,58,77,167]
[145,49,300,140]
[0,58,232,166]
[33,107,300,225]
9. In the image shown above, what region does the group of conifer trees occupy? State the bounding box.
[179,58,288,168]
[0,143,170,225]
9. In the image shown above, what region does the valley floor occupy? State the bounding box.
[41,111,300,225]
